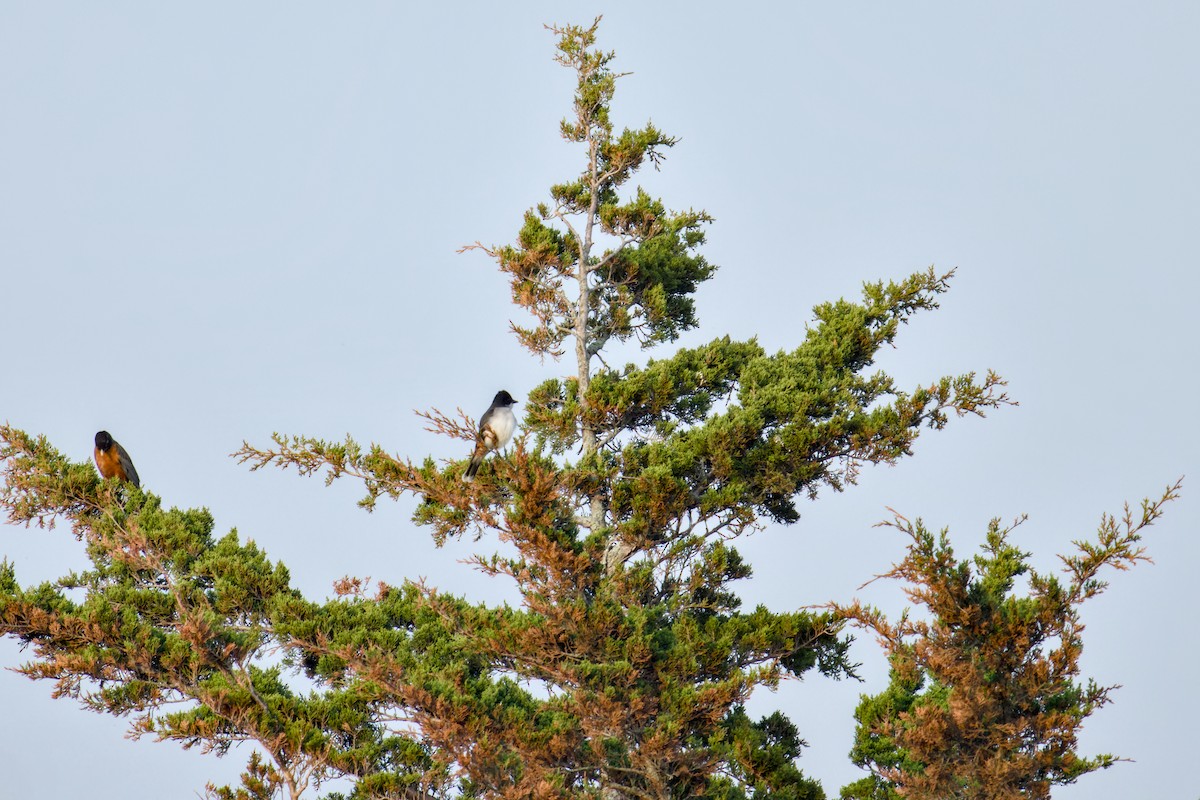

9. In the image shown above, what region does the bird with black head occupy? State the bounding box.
[463,390,518,482]
[94,430,140,488]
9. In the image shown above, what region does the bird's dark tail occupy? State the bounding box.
[463,450,485,482]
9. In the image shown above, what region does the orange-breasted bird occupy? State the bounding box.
[94,430,140,488]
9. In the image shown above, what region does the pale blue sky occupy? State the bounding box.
[1,4,1196,798]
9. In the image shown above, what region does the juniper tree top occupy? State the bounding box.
[1,18,1014,800]
[237,18,1011,798]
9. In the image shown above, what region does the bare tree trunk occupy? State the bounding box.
[577,135,607,538]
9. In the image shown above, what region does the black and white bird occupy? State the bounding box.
[463,390,518,482]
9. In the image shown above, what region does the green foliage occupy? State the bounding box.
[836,483,1181,800]
[495,20,716,361]
[226,20,1008,800]
[839,656,917,800]
[0,17,1025,800]
[0,426,448,800]
[707,708,826,800]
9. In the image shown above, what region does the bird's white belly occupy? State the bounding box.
[491,408,516,449]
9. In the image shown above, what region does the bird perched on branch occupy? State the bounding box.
[94,430,140,488]
[463,390,517,482]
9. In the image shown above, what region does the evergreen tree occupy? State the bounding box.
[234,19,1009,799]
[1,18,1011,800]
[836,480,1181,800]
[0,426,445,800]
